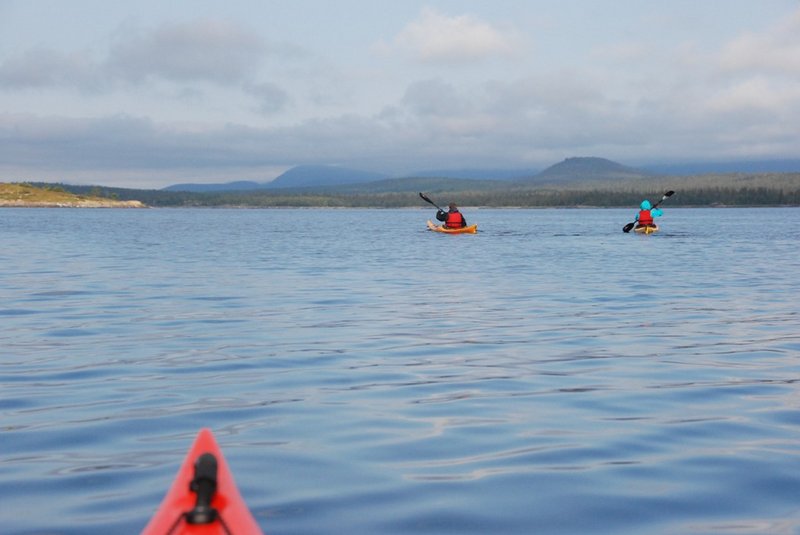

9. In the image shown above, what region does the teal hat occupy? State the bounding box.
[640,200,651,210]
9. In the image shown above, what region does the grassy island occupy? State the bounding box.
[0,183,145,208]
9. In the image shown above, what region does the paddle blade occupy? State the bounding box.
[622,222,635,233]
[419,192,441,210]
[651,190,675,209]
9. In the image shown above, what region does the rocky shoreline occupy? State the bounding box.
[0,183,147,208]
[0,199,146,208]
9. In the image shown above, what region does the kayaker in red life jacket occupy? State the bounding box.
[436,203,467,229]
[634,199,663,228]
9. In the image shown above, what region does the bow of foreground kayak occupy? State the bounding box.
[426,220,478,234]
[142,428,263,535]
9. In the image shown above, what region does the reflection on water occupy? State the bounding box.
[1,207,799,534]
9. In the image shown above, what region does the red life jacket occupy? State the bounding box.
[445,211,464,228]
[637,209,653,226]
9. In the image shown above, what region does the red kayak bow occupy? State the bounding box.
[141,428,263,535]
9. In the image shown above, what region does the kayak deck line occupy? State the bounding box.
[142,428,263,535]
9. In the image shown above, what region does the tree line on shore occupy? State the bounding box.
[25,172,800,208]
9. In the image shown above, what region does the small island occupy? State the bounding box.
[0,183,145,208]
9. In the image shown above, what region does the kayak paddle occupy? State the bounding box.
[419,192,444,212]
[622,190,674,233]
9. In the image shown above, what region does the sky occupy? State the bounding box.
[1,0,799,189]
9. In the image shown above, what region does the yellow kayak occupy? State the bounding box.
[427,220,478,234]
[633,224,659,234]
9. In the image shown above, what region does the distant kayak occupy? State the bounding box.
[142,428,263,535]
[633,224,659,235]
[427,220,478,234]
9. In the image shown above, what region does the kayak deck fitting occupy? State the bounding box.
[142,428,263,535]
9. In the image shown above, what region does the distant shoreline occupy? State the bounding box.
[3,202,797,210]
[0,183,146,208]
[0,199,146,208]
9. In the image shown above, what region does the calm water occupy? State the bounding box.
[1,207,799,534]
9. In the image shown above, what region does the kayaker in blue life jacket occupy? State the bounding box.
[436,203,467,229]
[634,199,663,228]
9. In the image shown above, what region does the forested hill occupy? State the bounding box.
[163,158,645,192]
[161,157,799,194]
[30,171,800,208]
[164,165,389,192]
[522,157,654,184]
[268,165,388,188]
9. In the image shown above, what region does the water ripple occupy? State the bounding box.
[1,208,799,534]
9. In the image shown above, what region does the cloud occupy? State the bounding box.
[400,78,469,117]
[709,77,798,115]
[0,47,105,90]
[0,113,166,170]
[107,19,264,85]
[390,8,519,63]
[3,6,800,188]
[244,82,291,114]
[719,7,800,75]
[0,112,381,173]
[0,19,267,91]
[590,42,654,64]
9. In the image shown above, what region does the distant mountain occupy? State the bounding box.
[267,165,388,188]
[163,180,265,192]
[161,157,799,193]
[521,157,653,184]
[163,165,389,192]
